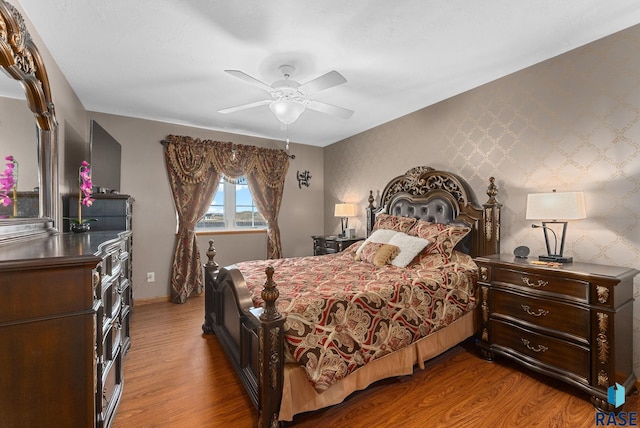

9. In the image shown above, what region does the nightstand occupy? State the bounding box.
[475,254,638,411]
[312,235,361,255]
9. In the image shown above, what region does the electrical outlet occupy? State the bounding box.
[146,272,155,282]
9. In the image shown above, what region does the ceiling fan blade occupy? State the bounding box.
[218,99,271,114]
[306,100,354,119]
[224,70,273,91]
[299,70,347,93]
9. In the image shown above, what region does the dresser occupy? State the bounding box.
[0,231,132,427]
[475,254,638,411]
[312,235,361,255]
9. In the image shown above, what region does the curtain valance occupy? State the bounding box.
[163,135,289,188]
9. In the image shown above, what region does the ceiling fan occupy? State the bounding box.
[218,65,354,125]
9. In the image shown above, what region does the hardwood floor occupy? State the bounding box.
[113,296,639,428]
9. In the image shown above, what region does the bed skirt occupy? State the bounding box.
[279,308,478,421]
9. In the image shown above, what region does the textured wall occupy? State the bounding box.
[325,25,640,375]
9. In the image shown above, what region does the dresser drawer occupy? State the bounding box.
[101,353,123,423]
[491,289,590,343]
[110,280,123,318]
[102,319,122,362]
[492,320,590,383]
[101,280,122,321]
[121,278,131,307]
[493,268,589,302]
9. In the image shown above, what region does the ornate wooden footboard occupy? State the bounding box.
[202,243,284,427]
[203,168,501,427]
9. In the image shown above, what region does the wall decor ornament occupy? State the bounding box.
[296,170,311,189]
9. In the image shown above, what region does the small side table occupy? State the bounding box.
[312,235,361,255]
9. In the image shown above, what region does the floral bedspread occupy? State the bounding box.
[236,244,478,392]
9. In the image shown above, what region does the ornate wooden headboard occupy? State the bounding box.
[366,166,501,258]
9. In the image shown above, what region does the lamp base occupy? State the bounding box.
[538,255,573,263]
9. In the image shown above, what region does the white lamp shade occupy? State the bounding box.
[334,203,356,217]
[269,99,305,125]
[526,191,586,220]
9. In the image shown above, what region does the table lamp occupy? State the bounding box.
[526,190,586,263]
[334,203,356,238]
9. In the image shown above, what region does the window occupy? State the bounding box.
[197,176,266,230]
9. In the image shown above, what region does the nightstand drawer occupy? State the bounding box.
[312,236,360,256]
[317,246,337,254]
[492,320,590,383]
[321,239,337,250]
[493,268,589,302]
[491,289,590,342]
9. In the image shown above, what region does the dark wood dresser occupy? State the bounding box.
[475,254,638,411]
[312,235,361,255]
[0,230,132,427]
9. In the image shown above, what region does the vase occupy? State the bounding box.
[70,223,90,233]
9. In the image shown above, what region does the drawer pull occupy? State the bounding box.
[521,338,548,353]
[521,304,549,317]
[521,276,548,288]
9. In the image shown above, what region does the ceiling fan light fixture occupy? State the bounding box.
[269,99,305,125]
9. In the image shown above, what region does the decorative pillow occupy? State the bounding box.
[372,213,417,233]
[408,220,471,257]
[355,228,398,257]
[387,232,430,268]
[358,242,400,267]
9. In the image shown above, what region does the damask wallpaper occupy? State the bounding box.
[325,24,640,375]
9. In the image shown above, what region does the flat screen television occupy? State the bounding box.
[90,119,121,193]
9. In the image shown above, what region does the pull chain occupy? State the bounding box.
[285,125,295,159]
[286,125,290,152]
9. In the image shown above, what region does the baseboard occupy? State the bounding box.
[134,296,172,305]
[133,294,204,305]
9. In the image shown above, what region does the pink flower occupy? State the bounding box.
[64,160,97,225]
[0,156,17,207]
[78,162,94,207]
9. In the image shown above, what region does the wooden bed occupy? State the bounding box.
[202,166,501,427]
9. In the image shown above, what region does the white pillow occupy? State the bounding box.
[387,232,430,268]
[355,228,399,256]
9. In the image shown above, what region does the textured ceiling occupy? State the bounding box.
[12,0,640,147]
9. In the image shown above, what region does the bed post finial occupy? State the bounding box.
[206,239,219,269]
[482,177,501,256]
[260,266,281,321]
[486,177,498,204]
[257,265,284,427]
[366,190,377,238]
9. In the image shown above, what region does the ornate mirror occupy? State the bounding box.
[0,0,58,244]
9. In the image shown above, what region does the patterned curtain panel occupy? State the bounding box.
[164,137,221,303]
[163,135,289,302]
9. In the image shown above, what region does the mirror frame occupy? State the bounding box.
[0,0,58,245]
